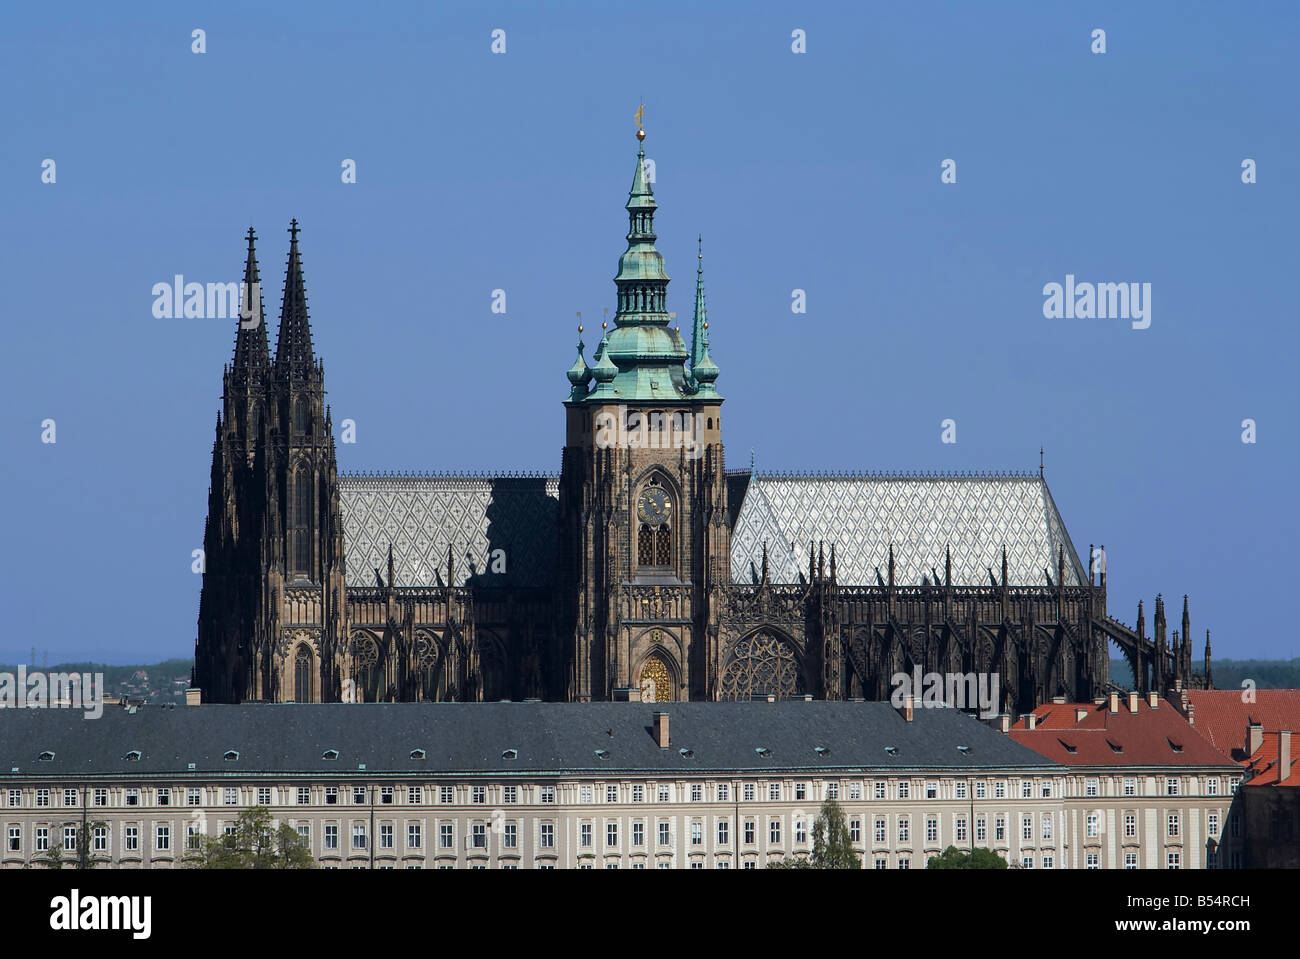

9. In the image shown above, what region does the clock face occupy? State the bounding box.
[637,487,671,526]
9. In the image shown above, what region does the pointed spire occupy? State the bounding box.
[760,541,769,585]
[1001,545,1008,586]
[945,544,952,586]
[387,544,395,590]
[1204,629,1213,688]
[829,543,837,583]
[888,543,896,586]
[232,227,269,384]
[274,219,314,375]
[688,236,719,395]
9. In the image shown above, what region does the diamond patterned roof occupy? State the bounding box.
[730,473,1085,587]
[339,475,558,588]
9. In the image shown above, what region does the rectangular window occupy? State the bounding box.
[439,824,453,849]
[1207,778,1219,796]
[472,785,486,805]
[873,818,885,843]
[580,785,593,804]
[768,783,781,801]
[874,857,887,870]
[1021,856,1033,869]
[1123,778,1136,796]
[6,827,18,852]
[472,823,487,848]
[955,817,966,843]
[975,781,986,800]
[1042,854,1054,869]
[7,789,20,808]
[1040,782,1052,798]
[36,827,49,852]
[95,788,109,807]
[439,786,454,804]
[94,826,108,853]
[795,783,807,801]
[898,857,910,870]
[995,816,1005,841]
[352,824,367,849]
[1208,812,1219,838]
[1167,814,1179,838]
[64,788,78,807]
[659,821,671,846]
[633,822,645,846]
[633,785,646,803]
[874,781,886,800]
[743,784,755,802]
[690,784,702,803]
[1167,851,1180,870]
[540,823,555,848]
[691,821,703,846]
[994,781,1005,799]
[1085,779,1098,798]
[36,788,50,808]
[1086,815,1099,838]
[606,822,618,847]
[1041,814,1052,840]
[850,818,861,844]
[125,826,139,852]
[258,787,272,806]
[325,825,338,849]
[976,817,986,842]
[61,826,77,853]
[897,781,910,800]
[795,819,807,844]
[1022,817,1033,841]
[769,819,781,844]
[580,822,592,847]
[849,782,862,801]
[825,782,839,800]
[407,823,421,849]
[540,786,555,804]
[353,787,366,805]
[717,820,729,845]
[156,825,170,851]
[1165,778,1180,796]
[955,781,966,800]
[1124,814,1136,838]
[224,788,237,806]
[380,786,394,805]
[1021,781,1032,799]
[744,820,755,845]
[927,817,939,843]
[1124,851,1137,869]
[380,824,393,849]
[187,788,201,806]
[298,787,311,805]
[925,782,938,800]
[898,818,909,844]
[1086,852,1099,869]
[607,785,620,803]
[502,786,516,804]
[503,823,517,849]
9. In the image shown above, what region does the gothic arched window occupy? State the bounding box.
[289,465,312,576]
[417,633,441,702]
[293,645,312,703]
[291,394,310,435]
[719,632,804,701]
[353,634,381,703]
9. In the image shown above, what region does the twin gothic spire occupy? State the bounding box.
[228,219,316,385]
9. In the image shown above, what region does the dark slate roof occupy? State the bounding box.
[0,702,1058,779]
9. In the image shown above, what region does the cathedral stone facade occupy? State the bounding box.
[194,132,1210,711]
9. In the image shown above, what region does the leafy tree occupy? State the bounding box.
[926,845,1007,869]
[33,820,111,870]
[768,800,859,869]
[185,806,315,869]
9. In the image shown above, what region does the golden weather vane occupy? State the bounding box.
[634,103,645,131]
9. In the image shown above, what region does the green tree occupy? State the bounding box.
[926,845,1007,869]
[184,806,315,869]
[768,799,859,869]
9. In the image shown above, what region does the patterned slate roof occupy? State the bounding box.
[339,474,558,588]
[729,473,1085,588]
[0,702,1059,778]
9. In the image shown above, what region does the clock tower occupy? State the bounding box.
[557,127,730,702]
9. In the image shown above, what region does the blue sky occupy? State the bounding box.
[1,1,1296,664]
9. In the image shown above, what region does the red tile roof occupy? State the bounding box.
[1241,732,1300,787]
[1008,697,1232,768]
[1184,690,1300,763]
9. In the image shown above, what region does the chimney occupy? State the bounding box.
[1128,691,1139,714]
[1025,713,1036,731]
[1247,722,1264,758]
[653,711,670,749]
[1147,691,1159,709]
[901,695,914,723]
[185,688,201,707]
[1051,695,1066,705]
[999,714,1010,734]
[1281,731,1292,782]
[1109,692,1119,714]
[1075,707,1089,723]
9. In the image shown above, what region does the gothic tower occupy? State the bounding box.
[558,129,730,702]
[195,222,347,703]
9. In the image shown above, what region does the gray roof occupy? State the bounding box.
[729,473,1085,587]
[340,474,558,588]
[0,702,1059,779]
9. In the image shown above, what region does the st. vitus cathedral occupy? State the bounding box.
[194,130,1212,713]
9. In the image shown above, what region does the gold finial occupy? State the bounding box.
[578,325,583,333]
[703,321,708,330]
[602,321,608,330]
